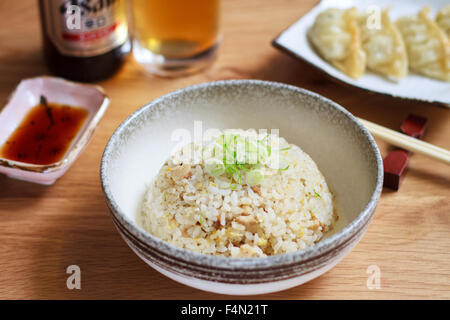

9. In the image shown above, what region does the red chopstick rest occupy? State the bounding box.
[400,114,427,139]
[383,150,409,191]
[383,114,427,190]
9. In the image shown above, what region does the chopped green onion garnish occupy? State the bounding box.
[205,132,290,188]
[199,214,205,225]
[205,158,225,177]
[246,168,265,186]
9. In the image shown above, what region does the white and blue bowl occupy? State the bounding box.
[100,80,383,295]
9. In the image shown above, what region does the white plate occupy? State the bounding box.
[273,0,450,107]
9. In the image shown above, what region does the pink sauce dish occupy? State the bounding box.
[0,76,109,185]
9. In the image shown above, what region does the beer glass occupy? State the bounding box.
[131,0,220,77]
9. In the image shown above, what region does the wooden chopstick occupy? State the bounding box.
[358,118,450,165]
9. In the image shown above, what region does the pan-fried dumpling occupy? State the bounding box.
[359,9,408,79]
[436,4,450,37]
[309,7,366,79]
[396,7,450,81]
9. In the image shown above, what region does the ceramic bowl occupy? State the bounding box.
[100,80,383,295]
[0,76,109,185]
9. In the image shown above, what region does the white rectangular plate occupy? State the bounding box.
[273,0,450,107]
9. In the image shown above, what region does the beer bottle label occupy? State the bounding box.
[41,0,128,57]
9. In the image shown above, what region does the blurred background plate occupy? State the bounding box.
[272,0,450,107]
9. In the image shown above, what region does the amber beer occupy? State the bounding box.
[39,0,130,82]
[131,0,220,76]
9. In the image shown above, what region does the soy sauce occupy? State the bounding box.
[0,98,88,165]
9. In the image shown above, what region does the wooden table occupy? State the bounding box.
[0,0,449,300]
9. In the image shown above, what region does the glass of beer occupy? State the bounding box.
[130,0,220,77]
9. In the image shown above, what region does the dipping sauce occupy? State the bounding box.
[0,98,88,165]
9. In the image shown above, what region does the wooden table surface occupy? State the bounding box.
[0,0,449,300]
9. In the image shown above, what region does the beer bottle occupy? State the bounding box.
[38,0,130,82]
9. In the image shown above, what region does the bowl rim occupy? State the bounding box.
[100,79,383,270]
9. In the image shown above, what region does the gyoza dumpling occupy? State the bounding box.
[309,8,366,79]
[359,9,408,79]
[396,7,450,81]
[436,4,450,37]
